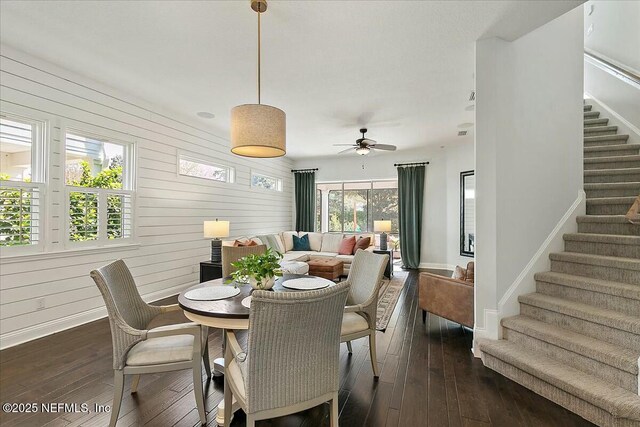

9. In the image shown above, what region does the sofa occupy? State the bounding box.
[223,231,375,275]
[418,261,474,328]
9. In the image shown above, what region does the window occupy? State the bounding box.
[65,131,134,245]
[315,188,322,232]
[316,180,398,233]
[0,115,45,248]
[251,172,282,191]
[178,154,234,183]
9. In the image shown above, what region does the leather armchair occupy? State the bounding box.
[418,262,474,328]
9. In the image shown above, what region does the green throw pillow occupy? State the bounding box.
[292,234,311,251]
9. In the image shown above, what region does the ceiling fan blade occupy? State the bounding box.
[338,147,355,154]
[362,138,377,144]
[371,144,396,151]
[333,144,356,146]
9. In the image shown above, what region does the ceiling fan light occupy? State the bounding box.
[356,146,370,155]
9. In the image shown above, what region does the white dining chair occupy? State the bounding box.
[340,249,389,378]
[223,281,350,426]
[90,260,210,426]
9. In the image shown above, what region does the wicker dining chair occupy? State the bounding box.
[221,244,267,277]
[224,281,350,426]
[90,260,210,426]
[340,249,389,378]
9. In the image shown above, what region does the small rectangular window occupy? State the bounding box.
[251,172,282,191]
[65,130,134,245]
[178,154,234,183]
[1,114,45,249]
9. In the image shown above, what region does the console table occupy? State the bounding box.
[373,249,393,279]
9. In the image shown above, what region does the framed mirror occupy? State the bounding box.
[460,170,475,257]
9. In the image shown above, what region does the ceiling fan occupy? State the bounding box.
[333,128,397,155]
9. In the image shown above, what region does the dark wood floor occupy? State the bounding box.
[0,270,595,427]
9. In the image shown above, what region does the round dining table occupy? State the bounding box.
[178,274,335,426]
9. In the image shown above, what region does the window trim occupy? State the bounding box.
[177,151,235,184]
[250,170,283,192]
[0,110,50,254]
[62,126,136,249]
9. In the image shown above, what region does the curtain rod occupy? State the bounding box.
[394,161,430,167]
[291,168,318,173]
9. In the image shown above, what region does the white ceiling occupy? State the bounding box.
[0,0,582,159]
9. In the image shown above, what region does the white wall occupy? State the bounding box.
[293,141,474,270]
[584,0,640,73]
[583,1,640,144]
[474,7,584,341]
[0,45,293,349]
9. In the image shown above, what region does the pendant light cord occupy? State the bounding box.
[257,8,261,105]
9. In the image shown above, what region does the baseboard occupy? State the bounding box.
[473,309,499,357]
[0,281,196,350]
[498,190,586,321]
[418,262,455,271]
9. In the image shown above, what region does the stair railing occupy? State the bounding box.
[584,49,640,89]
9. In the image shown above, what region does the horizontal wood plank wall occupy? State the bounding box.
[0,45,293,349]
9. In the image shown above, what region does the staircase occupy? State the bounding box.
[479,103,640,427]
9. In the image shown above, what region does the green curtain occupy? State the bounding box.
[397,165,425,269]
[294,171,316,232]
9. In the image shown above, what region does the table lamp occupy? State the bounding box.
[204,219,230,263]
[374,220,392,251]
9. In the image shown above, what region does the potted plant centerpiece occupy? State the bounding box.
[229,248,283,290]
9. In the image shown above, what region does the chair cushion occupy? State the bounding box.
[126,335,194,366]
[338,236,356,255]
[282,252,310,262]
[293,233,311,251]
[227,358,247,402]
[341,312,369,336]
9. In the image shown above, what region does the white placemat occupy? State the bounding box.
[282,277,333,290]
[241,296,252,309]
[184,286,240,301]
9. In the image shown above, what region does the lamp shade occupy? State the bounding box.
[204,220,230,238]
[374,220,392,233]
[230,104,286,158]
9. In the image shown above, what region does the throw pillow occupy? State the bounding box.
[465,262,475,283]
[353,237,371,254]
[292,233,311,251]
[452,265,467,280]
[338,236,357,255]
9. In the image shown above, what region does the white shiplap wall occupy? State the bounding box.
[0,45,293,349]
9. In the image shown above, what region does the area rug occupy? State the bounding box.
[376,270,408,331]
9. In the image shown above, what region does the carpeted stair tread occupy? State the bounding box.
[584,125,618,134]
[478,339,640,421]
[585,144,640,153]
[578,215,637,224]
[584,135,630,144]
[584,118,609,127]
[584,111,600,119]
[585,167,640,177]
[584,182,640,190]
[535,271,640,301]
[563,232,640,246]
[549,251,640,271]
[584,104,593,111]
[587,196,640,205]
[501,316,639,375]
[518,293,640,335]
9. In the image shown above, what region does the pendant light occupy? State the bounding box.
[230,0,286,158]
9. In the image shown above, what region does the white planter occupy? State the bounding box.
[249,276,275,290]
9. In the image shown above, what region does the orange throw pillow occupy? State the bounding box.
[338,236,357,255]
[353,237,371,254]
